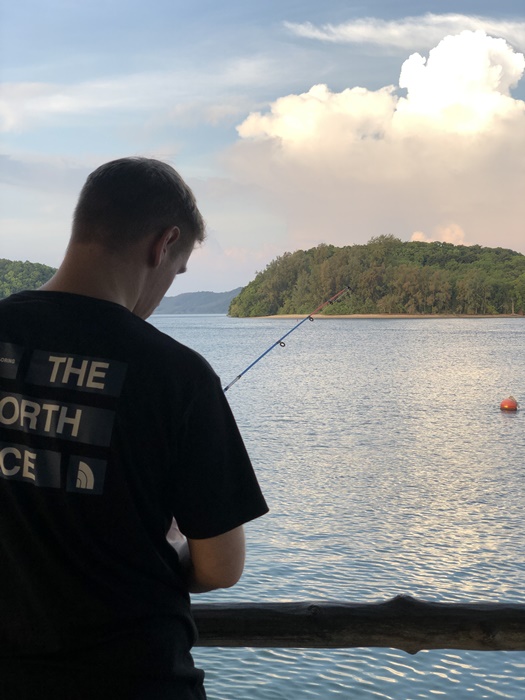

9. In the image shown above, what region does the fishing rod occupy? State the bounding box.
[223,286,350,392]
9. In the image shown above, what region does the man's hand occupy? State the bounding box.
[167,518,187,552]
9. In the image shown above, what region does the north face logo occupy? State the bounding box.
[75,461,95,490]
[67,457,107,495]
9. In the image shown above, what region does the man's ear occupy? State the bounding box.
[151,226,181,267]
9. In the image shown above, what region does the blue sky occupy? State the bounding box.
[1,1,524,294]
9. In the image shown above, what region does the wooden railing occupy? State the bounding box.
[193,595,525,655]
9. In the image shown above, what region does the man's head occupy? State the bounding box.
[71,157,205,254]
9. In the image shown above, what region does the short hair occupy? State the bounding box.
[71,157,206,252]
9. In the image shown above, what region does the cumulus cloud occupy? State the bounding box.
[285,13,525,52]
[225,30,525,255]
[395,31,525,133]
[411,224,471,246]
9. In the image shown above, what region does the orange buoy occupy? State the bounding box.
[500,396,518,411]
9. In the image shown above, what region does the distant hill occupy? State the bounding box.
[154,288,243,314]
[229,237,525,317]
[0,259,56,299]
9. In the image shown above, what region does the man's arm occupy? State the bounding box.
[168,521,246,593]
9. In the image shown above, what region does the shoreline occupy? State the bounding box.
[255,313,524,320]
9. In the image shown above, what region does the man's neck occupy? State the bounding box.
[40,242,144,312]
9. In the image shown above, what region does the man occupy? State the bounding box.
[0,157,268,699]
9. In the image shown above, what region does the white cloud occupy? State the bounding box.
[238,83,397,146]
[226,31,525,255]
[0,78,140,132]
[411,224,471,246]
[0,56,276,133]
[285,13,525,52]
[395,31,525,133]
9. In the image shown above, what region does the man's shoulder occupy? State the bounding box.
[135,318,214,374]
[0,291,215,377]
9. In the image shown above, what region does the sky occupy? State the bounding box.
[1,0,524,295]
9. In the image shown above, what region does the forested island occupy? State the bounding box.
[0,259,56,298]
[229,237,525,317]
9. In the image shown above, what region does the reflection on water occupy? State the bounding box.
[151,315,525,699]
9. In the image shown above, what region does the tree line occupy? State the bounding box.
[229,237,525,317]
[0,259,56,299]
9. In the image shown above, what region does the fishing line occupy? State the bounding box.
[223,286,350,392]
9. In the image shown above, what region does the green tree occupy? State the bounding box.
[0,259,56,299]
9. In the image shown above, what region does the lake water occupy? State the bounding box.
[150,315,525,700]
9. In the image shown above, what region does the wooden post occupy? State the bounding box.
[193,595,525,655]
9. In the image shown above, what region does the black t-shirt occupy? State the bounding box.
[0,291,268,688]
